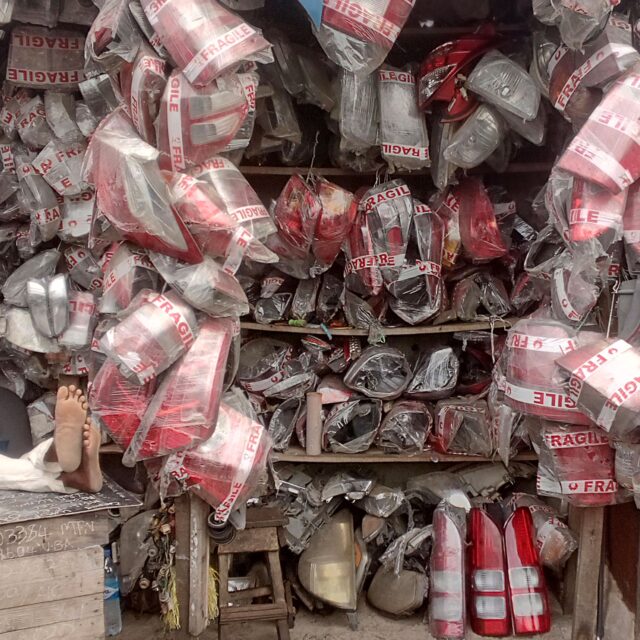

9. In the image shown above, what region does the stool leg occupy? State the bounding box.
[218,554,232,610]
[276,619,291,640]
[266,550,286,607]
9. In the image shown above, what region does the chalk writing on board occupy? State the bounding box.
[0,475,141,525]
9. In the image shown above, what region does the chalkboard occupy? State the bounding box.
[0,476,141,525]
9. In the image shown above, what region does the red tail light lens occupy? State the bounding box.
[468,508,511,637]
[504,507,551,636]
[430,503,466,638]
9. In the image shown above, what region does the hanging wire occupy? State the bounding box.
[306,131,320,184]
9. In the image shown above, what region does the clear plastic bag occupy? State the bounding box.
[58,291,97,350]
[550,255,601,326]
[83,109,202,263]
[433,397,492,456]
[430,116,459,191]
[156,71,248,172]
[140,0,272,87]
[119,44,168,145]
[1,248,59,306]
[100,289,199,384]
[150,252,249,318]
[236,337,292,394]
[99,243,158,314]
[557,69,640,194]
[557,0,616,51]
[533,420,622,507]
[407,346,459,400]
[323,398,383,453]
[339,70,378,153]
[8,26,85,91]
[378,399,432,454]
[191,156,275,242]
[312,179,356,274]
[457,177,508,262]
[377,68,429,171]
[33,139,87,196]
[344,346,411,399]
[255,292,292,324]
[15,96,54,149]
[312,0,415,76]
[89,358,155,449]
[614,442,640,490]
[444,104,507,170]
[504,318,590,425]
[58,191,95,244]
[362,179,413,286]
[222,71,259,152]
[316,272,344,324]
[165,401,271,522]
[123,317,233,463]
[556,337,640,441]
[431,188,462,268]
[291,277,320,321]
[268,396,304,451]
[466,50,540,121]
[44,92,83,143]
[387,200,443,325]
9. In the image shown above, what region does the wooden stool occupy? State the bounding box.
[217,508,291,640]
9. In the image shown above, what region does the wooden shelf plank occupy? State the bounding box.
[271,446,538,464]
[399,23,529,38]
[99,443,122,454]
[240,318,518,336]
[239,162,552,177]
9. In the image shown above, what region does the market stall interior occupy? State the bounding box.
[1,0,640,638]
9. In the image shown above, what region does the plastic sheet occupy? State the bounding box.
[166,402,271,522]
[156,71,248,171]
[100,289,199,384]
[268,396,304,451]
[33,139,87,196]
[344,346,411,399]
[378,399,432,454]
[291,277,320,321]
[237,337,292,394]
[140,0,272,87]
[84,109,203,263]
[533,420,622,507]
[16,95,54,149]
[123,318,233,463]
[311,0,415,75]
[59,291,97,350]
[407,346,459,400]
[433,397,492,457]
[378,68,429,171]
[44,92,83,143]
[2,248,59,307]
[339,70,378,153]
[323,398,383,453]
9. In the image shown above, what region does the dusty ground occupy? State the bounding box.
[120,600,574,639]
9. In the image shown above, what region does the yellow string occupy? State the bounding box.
[208,567,219,620]
[162,566,180,631]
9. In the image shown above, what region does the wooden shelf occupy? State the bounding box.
[398,22,529,38]
[100,443,123,454]
[239,162,553,177]
[271,446,538,463]
[240,317,518,337]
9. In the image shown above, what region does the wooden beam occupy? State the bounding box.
[571,507,605,640]
[174,494,210,637]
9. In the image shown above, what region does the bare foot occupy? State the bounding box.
[54,385,88,472]
[61,421,103,493]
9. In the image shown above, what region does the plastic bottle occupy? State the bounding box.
[104,547,122,636]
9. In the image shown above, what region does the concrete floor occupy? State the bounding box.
[120,600,573,640]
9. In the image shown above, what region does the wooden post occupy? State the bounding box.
[174,494,210,637]
[563,506,582,614]
[571,506,605,640]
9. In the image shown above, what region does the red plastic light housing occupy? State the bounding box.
[504,507,551,636]
[430,503,466,639]
[468,508,511,637]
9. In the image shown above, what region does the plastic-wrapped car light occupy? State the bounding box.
[362,180,413,286]
[429,502,466,639]
[467,50,541,121]
[433,398,492,457]
[8,26,85,91]
[377,67,430,171]
[378,399,432,454]
[123,318,233,464]
[58,291,98,350]
[557,68,640,194]
[2,248,60,307]
[339,70,378,153]
[407,346,459,400]
[156,71,248,172]
[310,0,415,76]
[268,396,305,451]
[237,337,292,394]
[26,273,69,338]
[323,398,383,453]
[83,109,203,263]
[504,319,590,425]
[165,401,271,522]
[444,104,507,170]
[344,346,411,399]
[556,337,640,441]
[100,289,199,384]
[140,0,272,87]
[33,139,88,196]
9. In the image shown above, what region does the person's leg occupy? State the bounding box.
[0,439,74,493]
[60,419,103,493]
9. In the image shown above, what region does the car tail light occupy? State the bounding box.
[469,508,510,637]
[430,502,466,639]
[504,508,551,636]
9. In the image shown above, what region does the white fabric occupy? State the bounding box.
[0,438,75,493]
